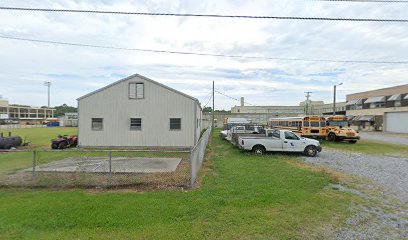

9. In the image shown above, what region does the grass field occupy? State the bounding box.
[0,128,352,239]
[0,127,77,147]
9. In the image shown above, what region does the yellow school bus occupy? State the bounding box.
[326,115,360,143]
[269,115,327,139]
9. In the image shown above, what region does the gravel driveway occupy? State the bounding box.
[304,149,408,239]
[360,132,408,146]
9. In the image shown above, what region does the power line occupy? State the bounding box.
[311,0,408,3]
[214,90,256,106]
[0,6,407,22]
[1,35,407,65]
[203,94,213,108]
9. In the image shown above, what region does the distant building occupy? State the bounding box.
[229,97,346,124]
[346,84,408,133]
[0,98,55,123]
[59,112,78,127]
[77,74,202,148]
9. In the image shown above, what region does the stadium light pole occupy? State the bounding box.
[333,82,343,116]
[44,81,52,108]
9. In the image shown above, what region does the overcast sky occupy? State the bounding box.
[0,0,407,110]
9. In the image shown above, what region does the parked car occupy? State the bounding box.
[238,129,322,157]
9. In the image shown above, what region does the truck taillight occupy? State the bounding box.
[241,140,244,145]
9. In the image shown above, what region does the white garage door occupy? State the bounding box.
[385,112,408,133]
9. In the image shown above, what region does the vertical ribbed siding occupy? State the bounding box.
[78,76,197,147]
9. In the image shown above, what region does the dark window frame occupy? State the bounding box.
[128,82,145,100]
[91,118,103,131]
[130,118,142,131]
[170,118,182,130]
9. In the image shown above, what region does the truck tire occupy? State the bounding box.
[252,145,265,155]
[328,133,336,142]
[304,146,318,157]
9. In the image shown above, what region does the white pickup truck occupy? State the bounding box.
[238,129,322,157]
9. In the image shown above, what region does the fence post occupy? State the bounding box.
[32,150,37,187]
[189,147,195,188]
[108,150,112,187]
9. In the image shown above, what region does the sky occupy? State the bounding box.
[0,0,407,110]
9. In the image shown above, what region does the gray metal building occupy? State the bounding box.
[77,74,202,148]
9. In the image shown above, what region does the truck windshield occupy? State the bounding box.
[328,121,348,127]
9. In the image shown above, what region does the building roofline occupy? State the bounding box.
[347,83,408,98]
[76,73,201,109]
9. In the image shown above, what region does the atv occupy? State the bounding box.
[51,135,78,149]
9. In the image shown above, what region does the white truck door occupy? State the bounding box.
[282,131,304,152]
[265,129,283,151]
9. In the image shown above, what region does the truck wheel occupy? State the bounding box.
[304,146,318,157]
[252,145,265,155]
[58,142,68,149]
[328,133,336,142]
[348,140,357,144]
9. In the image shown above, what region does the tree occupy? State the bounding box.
[54,104,77,117]
[203,107,212,113]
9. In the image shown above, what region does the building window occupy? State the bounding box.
[395,100,402,107]
[170,118,181,130]
[369,102,385,109]
[130,118,142,130]
[91,118,103,130]
[129,83,144,99]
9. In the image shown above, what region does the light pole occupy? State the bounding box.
[333,83,343,116]
[44,81,52,108]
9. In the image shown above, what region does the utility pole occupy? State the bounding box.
[44,81,52,108]
[304,91,312,115]
[333,83,343,116]
[212,81,215,131]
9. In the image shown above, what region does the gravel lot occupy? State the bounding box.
[304,149,408,239]
[360,132,408,146]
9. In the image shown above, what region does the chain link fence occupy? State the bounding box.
[190,126,212,187]
[0,127,212,190]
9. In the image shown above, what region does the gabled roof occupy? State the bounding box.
[77,73,201,108]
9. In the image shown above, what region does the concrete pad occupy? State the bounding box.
[35,157,182,173]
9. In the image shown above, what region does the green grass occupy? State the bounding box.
[0,127,77,147]
[321,139,408,155]
[0,129,351,239]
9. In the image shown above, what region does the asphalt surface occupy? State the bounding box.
[304,149,408,239]
[359,131,408,146]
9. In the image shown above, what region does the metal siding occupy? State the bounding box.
[78,76,196,147]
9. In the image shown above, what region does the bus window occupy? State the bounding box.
[320,121,326,127]
[303,121,309,127]
[310,122,319,127]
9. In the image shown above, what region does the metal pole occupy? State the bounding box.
[333,85,336,116]
[212,81,214,131]
[44,81,51,108]
[108,151,112,186]
[32,150,36,187]
[48,84,50,108]
[190,147,194,188]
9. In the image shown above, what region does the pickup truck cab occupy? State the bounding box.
[238,129,322,157]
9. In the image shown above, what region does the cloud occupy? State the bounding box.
[0,0,407,109]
